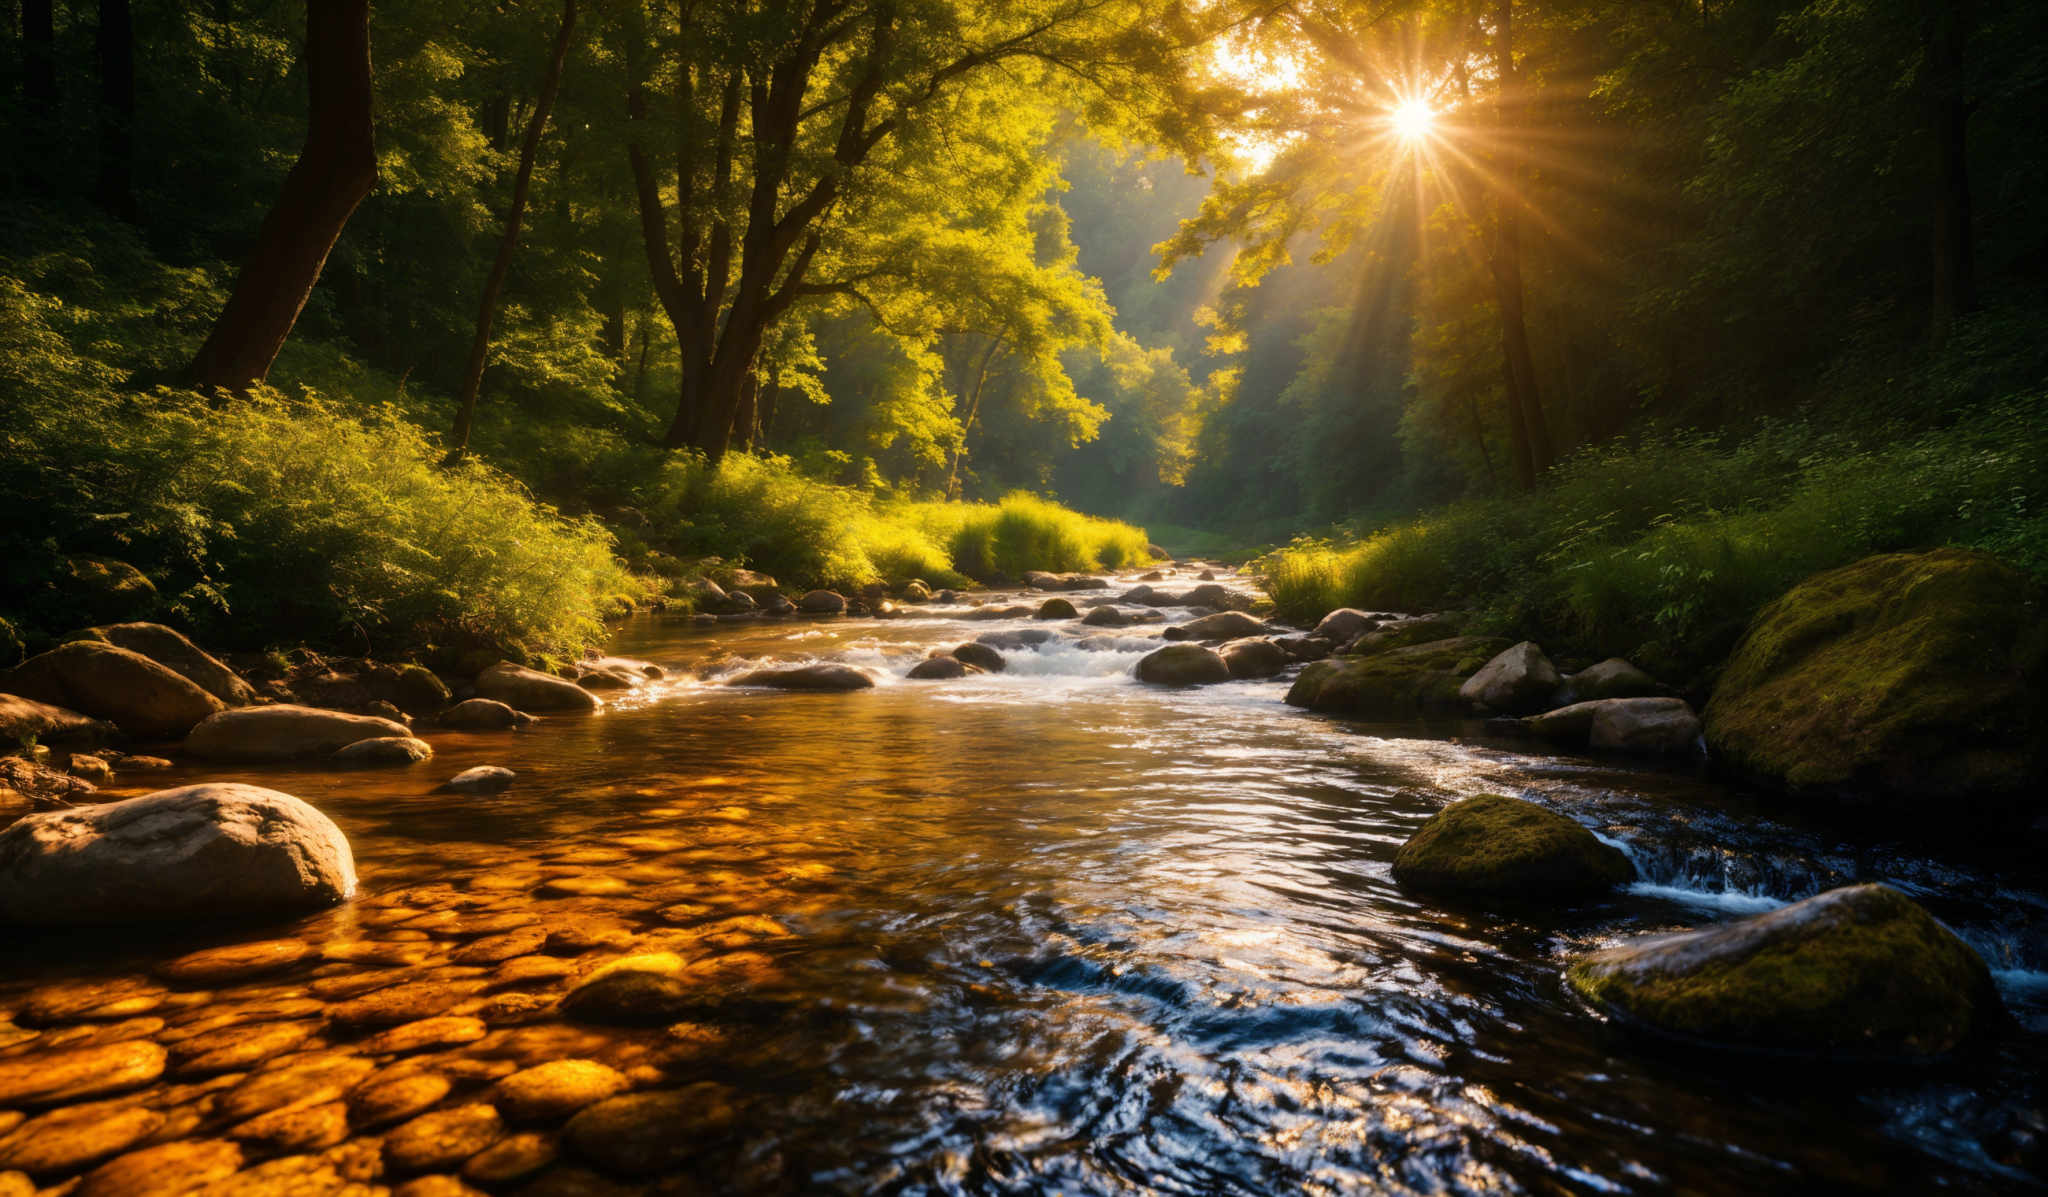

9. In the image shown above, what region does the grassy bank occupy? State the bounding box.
[1,248,1152,666]
[1256,396,2048,681]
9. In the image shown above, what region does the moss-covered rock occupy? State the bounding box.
[1284,636,1508,718]
[1703,549,2047,805]
[1392,794,1633,899]
[1567,883,1998,1057]
[1349,613,1468,654]
[63,557,156,623]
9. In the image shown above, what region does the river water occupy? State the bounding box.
[3,571,2045,1194]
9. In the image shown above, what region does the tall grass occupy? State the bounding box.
[897,492,1153,581]
[1255,397,2048,678]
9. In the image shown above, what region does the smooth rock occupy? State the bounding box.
[332,736,434,767]
[1568,884,2000,1057]
[1135,644,1231,686]
[157,939,311,985]
[494,1059,628,1123]
[0,1101,163,1176]
[438,766,515,795]
[438,698,533,730]
[349,1072,453,1129]
[1567,658,1661,701]
[0,784,355,924]
[906,657,971,680]
[475,661,602,713]
[563,1086,738,1177]
[0,695,110,748]
[1285,637,1510,719]
[727,664,874,691]
[951,643,1005,673]
[384,1105,505,1174]
[229,1100,350,1154]
[357,1016,488,1056]
[1392,794,1634,899]
[560,971,693,1026]
[1035,597,1078,620]
[0,1040,166,1106]
[75,1139,244,1197]
[71,623,257,705]
[1218,637,1289,680]
[1588,697,1702,755]
[186,705,409,761]
[798,590,847,614]
[1457,641,1564,715]
[1311,609,1378,644]
[461,1132,557,1186]
[1080,606,1131,627]
[1,641,225,738]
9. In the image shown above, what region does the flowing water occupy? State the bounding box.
[3,570,2045,1194]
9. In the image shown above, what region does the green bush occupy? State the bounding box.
[901,492,1151,581]
[1255,397,2048,680]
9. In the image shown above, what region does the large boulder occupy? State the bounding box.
[1590,697,1701,754]
[72,623,256,705]
[475,661,602,713]
[1163,611,1268,642]
[1567,883,1999,1058]
[1285,637,1510,719]
[1311,609,1378,644]
[1457,641,1563,715]
[1702,550,2047,804]
[1348,614,1466,655]
[1392,794,1633,899]
[1218,637,1289,680]
[0,784,356,924]
[1,641,226,739]
[1180,583,1250,611]
[0,695,110,747]
[1566,658,1660,702]
[728,664,875,691]
[185,705,410,761]
[1134,643,1231,686]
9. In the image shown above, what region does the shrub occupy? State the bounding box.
[1255,396,2048,681]
[901,492,1152,580]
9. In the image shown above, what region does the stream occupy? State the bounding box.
[3,569,2045,1193]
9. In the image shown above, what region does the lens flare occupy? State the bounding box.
[1391,98,1435,140]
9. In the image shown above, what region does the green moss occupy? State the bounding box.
[1392,794,1634,899]
[1703,549,2047,799]
[1285,636,1509,718]
[1567,885,1995,1057]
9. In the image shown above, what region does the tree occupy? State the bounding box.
[183,0,377,392]
[618,0,1214,459]
[448,0,579,461]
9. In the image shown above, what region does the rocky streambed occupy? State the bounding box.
[0,563,2044,1194]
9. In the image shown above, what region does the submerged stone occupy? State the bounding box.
[157,939,312,986]
[494,1059,629,1122]
[1391,794,1634,900]
[75,1139,244,1197]
[0,1040,166,1107]
[563,1085,739,1177]
[383,1104,505,1174]
[0,1100,164,1176]
[1568,883,1999,1057]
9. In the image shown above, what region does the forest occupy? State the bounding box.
[3,3,2048,1194]
[3,0,2044,672]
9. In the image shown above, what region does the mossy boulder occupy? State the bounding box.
[63,557,156,623]
[1349,614,1467,655]
[1392,795,1633,899]
[1703,549,2047,805]
[1567,884,1999,1058]
[1284,636,1509,718]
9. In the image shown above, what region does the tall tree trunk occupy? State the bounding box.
[945,338,1004,500]
[1925,0,1976,331]
[96,0,137,221]
[447,0,577,461]
[1487,0,1552,488]
[182,0,376,393]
